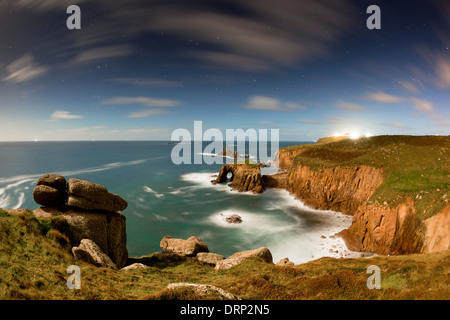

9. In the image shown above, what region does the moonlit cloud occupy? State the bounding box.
[366,92,405,104]
[127,109,169,119]
[2,0,87,12]
[410,98,434,113]
[335,101,366,112]
[382,122,410,129]
[245,96,307,111]
[107,78,180,87]
[102,97,180,107]
[72,46,133,64]
[300,119,323,124]
[50,110,84,120]
[399,81,421,93]
[144,0,356,70]
[3,54,48,83]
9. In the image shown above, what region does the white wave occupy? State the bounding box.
[0,158,152,186]
[180,172,219,188]
[208,209,299,233]
[143,186,165,198]
[13,192,25,209]
[0,193,12,209]
[180,172,259,196]
[154,214,169,221]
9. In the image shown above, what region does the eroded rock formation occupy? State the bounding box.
[31,174,128,268]
[212,164,264,194]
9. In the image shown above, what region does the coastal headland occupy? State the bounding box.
[0,135,448,300]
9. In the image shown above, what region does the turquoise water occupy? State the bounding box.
[0,141,361,264]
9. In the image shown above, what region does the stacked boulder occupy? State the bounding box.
[33,174,67,207]
[154,235,279,270]
[32,174,128,269]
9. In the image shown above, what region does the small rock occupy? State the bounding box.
[215,247,273,270]
[225,214,243,224]
[121,263,149,271]
[160,235,209,257]
[275,258,294,267]
[196,252,225,265]
[72,239,117,269]
[166,283,240,300]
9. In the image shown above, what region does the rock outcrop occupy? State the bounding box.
[166,283,241,300]
[215,247,273,270]
[72,238,118,269]
[275,258,295,267]
[33,174,67,207]
[196,252,226,265]
[225,214,243,224]
[31,174,128,268]
[421,204,450,253]
[212,164,263,194]
[67,178,128,212]
[34,206,128,268]
[160,235,209,257]
[338,197,425,254]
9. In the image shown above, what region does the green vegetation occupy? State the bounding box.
[281,135,450,219]
[0,213,448,300]
[234,159,259,166]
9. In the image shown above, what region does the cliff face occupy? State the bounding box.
[276,147,449,255]
[285,165,384,216]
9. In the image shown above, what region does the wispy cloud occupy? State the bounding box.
[107,78,180,87]
[3,53,48,83]
[2,0,87,12]
[143,0,356,70]
[335,101,366,112]
[102,96,180,107]
[127,109,169,119]
[365,91,434,113]
[50,110,84,120]
[410,98,434,113]
[399,81,421,93]
[299,119,323,124]
[245,96,307,111]
[366,92,405,104]
[72,45,133,64]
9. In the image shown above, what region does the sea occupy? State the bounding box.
[0,140,363,264]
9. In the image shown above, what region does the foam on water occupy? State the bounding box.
[143,186,165,198]
[183,173,363,264]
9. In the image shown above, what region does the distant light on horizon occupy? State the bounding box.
[350,131,360,139]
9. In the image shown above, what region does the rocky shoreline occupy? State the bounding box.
[3,143,448,272]
[3,173,295,273]
[210,151,449,257]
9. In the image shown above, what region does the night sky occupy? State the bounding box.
[0,0,449,141]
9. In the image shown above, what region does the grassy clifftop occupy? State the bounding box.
[281,135,450,220]
[0,211,449,300]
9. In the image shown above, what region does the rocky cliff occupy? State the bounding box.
[276,138,449,255]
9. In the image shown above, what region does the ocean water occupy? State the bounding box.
[0,141,362,264]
